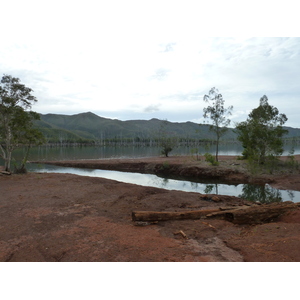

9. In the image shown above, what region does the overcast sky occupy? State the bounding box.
[1,0,300,127]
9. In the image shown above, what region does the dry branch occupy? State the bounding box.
[174,230,188,239]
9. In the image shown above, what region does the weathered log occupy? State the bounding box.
[0,170,11,175]
[206,201,300,224]
[132,209,218,221]
[132,202,300,224]
[132,206,249,222]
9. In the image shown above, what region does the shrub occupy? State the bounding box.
[204,153,219,166]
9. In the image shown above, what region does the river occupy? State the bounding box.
[3,143,300,203]
[26,162,300,203]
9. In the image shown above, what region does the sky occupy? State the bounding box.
[1,0,300,128]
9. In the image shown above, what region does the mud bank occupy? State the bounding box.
[33,155,300,188]
[33,156,253,184]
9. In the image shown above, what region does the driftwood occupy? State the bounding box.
[201,221,216,229]
[174,230,188,239]
[206,201,300,224]
[132,202,300,225]
[132,208,222,222]
[0,171,11,176]
[133,221,158,226]
[132,206,249,222]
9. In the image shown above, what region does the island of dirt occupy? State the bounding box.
[1,155,300,262]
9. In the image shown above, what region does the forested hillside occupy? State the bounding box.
[34,112,300,145]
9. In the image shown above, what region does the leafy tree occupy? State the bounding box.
[157,120,178,157]
[204,152,219,166]
[203,87,233,162]
[235,95,288,165]
[0,74,44,172]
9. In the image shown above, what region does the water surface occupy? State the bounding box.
[28,163,300,203]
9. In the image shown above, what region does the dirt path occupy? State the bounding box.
[1,155,300,261]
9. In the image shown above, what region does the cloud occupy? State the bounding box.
[150,68,170,81]
[1,0,299,129]
[161,91,204,102]
[160,42,177,53]
[144,104,161,113]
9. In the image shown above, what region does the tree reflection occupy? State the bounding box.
[188,181,200,191]
[148,176,170,188]
[287,190,295,201]
[204,183,219,194]
[239,184,282,203]
[161,177,169,188]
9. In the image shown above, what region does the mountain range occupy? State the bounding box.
[35,112,300,144]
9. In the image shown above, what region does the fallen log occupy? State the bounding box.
[206,201,300,224]
[132,202,300,224]
[132,206,250,222]
[0,170,11,175]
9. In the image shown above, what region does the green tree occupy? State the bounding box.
[235,95,288,165]
[157,120,178,157]
[203,87,233,162]
[0,74,44,172]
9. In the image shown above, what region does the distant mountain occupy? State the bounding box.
[34,112,300,144]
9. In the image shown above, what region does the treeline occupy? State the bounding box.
[3,74,300,173]
[40,136,239,148]
[39,133,300,148]
[36,111,300,150]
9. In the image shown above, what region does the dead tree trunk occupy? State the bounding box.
[132,206,248,222]
[206,201,300,224]
[132,202,300,224]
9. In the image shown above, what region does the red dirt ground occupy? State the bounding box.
[1,155,300,262]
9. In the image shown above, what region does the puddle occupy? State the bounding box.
[28,163,300,203]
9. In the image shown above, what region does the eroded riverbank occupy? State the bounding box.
[32,155,300,190]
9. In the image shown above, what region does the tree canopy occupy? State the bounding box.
[203,87,233,161]
[235,95,288,164]
[0,74,44,172]
[156,120,178,157]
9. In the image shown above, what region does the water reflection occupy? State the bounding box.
[201,182,297,203]
[287,190,295,201]
[5,142,300,164]
[238,184,283,203]
[204,184,219,194]
[27,164,300,203]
